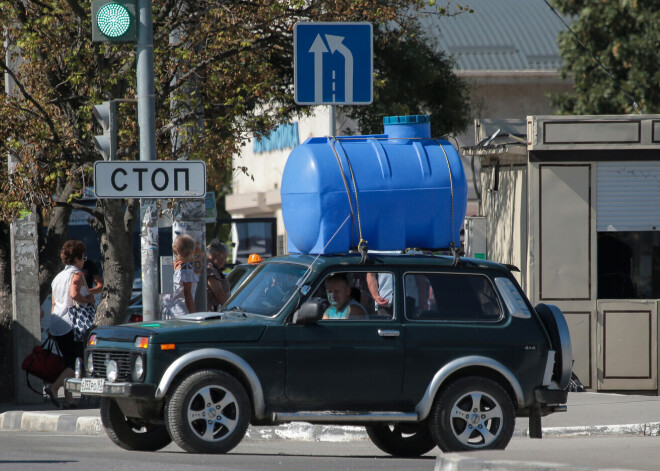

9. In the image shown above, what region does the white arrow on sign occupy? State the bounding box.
[309,34,329,104]
[325,34,353,103]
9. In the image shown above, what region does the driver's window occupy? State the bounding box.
[310,271,393,321]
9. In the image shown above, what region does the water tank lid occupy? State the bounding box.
[383,115,430,125]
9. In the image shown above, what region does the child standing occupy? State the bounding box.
[162,234,198,319]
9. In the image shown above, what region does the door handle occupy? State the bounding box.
[378,329,400,337]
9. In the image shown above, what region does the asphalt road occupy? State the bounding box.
[1,430,658,471]
[0,430,436,471]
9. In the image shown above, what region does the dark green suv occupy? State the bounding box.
[66,253,571,456]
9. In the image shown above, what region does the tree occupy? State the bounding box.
[0,0,471,333]
[342,21,473,136]
[550,0,660,114]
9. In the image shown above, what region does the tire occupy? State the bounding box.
[165,369,251,454]
[535,303,573,389]
[366,423,436,457]
[100,398,172,451]
[429,376,515,452]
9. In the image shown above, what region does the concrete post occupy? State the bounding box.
[169,1,206,312]
[10,208,42,404]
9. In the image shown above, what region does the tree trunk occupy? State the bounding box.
[38,179,77,305]
[92,199,138,326]
[0,221,15,402]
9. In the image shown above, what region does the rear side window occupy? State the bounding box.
[404,273,502,321]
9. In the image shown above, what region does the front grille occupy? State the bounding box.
[89,350,133,381]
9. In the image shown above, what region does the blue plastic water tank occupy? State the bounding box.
[281,115,468,254]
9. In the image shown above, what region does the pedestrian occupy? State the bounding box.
[162,234,198,319]
[206,239,230,311]
[46,239,95,409]
[82,258,103,302]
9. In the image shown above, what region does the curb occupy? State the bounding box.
[434,455,638,471]
[3,410,660,441]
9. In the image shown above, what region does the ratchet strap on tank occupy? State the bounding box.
[328,136,368,261]
[436,140,461,267]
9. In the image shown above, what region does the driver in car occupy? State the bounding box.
[322,273,367,320]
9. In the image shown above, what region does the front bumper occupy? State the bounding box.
[66,378,156,399]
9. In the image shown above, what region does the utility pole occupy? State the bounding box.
[136,0,159,321]
[6,36,41,404]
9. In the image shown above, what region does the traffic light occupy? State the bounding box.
[92,0,137,43]
[92,101,118,160]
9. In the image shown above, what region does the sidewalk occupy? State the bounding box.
[3,392,660,440]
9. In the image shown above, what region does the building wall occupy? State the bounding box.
[455,76,573,149]
[480,163,527,288]
[226,107,334,252]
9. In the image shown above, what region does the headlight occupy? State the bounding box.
[132,355,145,381]
[86,353,94,375]
[106,360,118,382]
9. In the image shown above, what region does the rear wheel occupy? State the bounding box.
[429,376,515,452]
[100,398,172,451]
[366,422,436,457]
[165,369,251,454]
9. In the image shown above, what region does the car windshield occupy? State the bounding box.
[223,262,308,316]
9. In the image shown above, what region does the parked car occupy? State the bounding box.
[66,253,571,456]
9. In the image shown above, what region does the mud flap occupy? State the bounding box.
[529,405,542,439]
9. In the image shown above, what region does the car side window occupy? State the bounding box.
[310,271,394,321]
[404,273,502,321]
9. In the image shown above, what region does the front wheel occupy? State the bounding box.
[429,376,515,452]
[100,398,172,451]
[366,423,436,457]
[165,369,251,454]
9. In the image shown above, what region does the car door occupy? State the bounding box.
[401,271,514,401]
[284,270,405,410]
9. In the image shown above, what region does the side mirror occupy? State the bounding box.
[292,297,328,324]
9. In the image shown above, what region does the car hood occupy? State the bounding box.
[93,312,270,344]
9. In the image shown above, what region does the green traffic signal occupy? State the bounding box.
[97,3,131,38]
[92,0,137,43]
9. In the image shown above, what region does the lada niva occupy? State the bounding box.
[66,252,571,456]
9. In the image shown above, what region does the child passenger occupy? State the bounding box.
[162,234,198,319]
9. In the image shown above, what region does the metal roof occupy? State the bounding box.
[421,0,568,71]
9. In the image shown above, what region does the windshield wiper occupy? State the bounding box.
[223,306,247,316]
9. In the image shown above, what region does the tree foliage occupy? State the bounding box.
[342,21,473,136]
[550,0,660,114]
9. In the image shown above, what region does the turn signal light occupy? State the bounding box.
[88,334,97,346]
[160,344,176,350]
[135,336,150,349]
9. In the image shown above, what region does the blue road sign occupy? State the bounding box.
[294,22,373,105]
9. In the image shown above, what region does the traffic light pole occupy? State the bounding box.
[137,0,159,321]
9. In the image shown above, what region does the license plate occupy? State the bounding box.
[81,378,105,394]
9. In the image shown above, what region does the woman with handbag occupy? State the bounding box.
[47,239,95,409]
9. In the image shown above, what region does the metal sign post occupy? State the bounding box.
[136,0,159,322]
